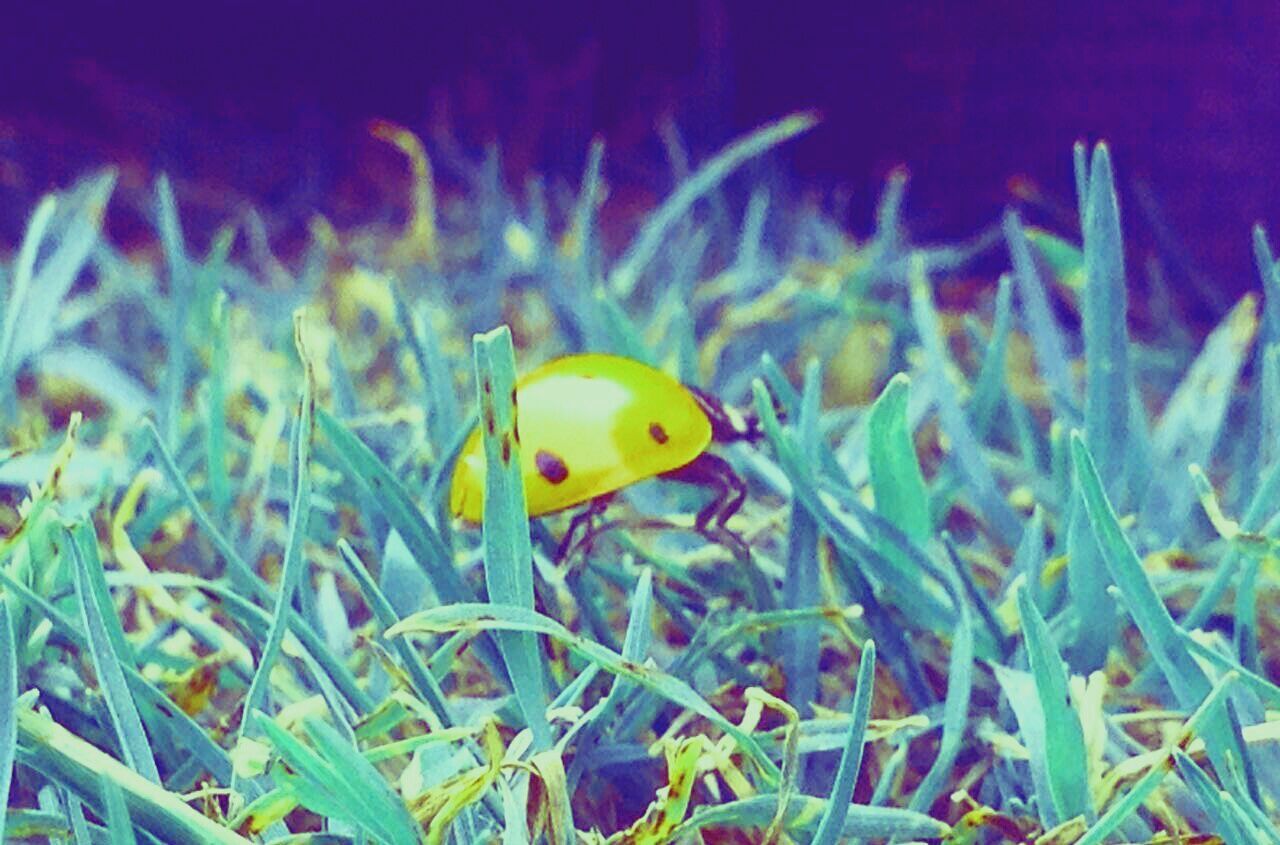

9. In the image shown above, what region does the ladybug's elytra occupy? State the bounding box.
[449,353,760,557]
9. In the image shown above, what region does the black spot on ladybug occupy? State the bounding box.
[510,388,518,409]
[535,449,569,484]
[482,379,492,395]
[485,412,496,435]
[649,422,669,444]
[501,434,512,464]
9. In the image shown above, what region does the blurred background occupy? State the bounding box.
[1,1,1274,324]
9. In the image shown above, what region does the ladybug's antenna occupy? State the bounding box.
[687,386,764,444]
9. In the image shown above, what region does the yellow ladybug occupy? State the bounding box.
[449,353,759,555]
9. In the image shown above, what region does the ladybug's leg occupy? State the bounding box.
[662,452,749,545]
[554,493,615,565]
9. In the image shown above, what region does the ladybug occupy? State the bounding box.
[448,353,760,558]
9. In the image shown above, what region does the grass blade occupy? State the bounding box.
[1076,672,1237,845]
[782,358,824,718]
[1004,211,1075,415]
[679,794,950,840]
[867,373,930,548]
[239,315,315,737]
[908,254,1021,545]
[0,195,57,385]
[1079,143,1131,485]
[1016,584,1092,824]
[387,602,780,784]
[1172,750,1258,845]
[908,564,974,813]
[68,525,160,784]
[1254,224,1280,344]
[471,325,552,749]
[101,775,138,845]
[0,603,15,842]
[17,708,251,844]
[1140,295,1258,543]
[1071,432,1255,801]
[609,112,817,298]
[812,640,876,845]
[155,174,193,450]
[969,273,1014,438]
[336,539,453,726]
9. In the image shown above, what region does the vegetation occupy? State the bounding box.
[1,112,1277,843]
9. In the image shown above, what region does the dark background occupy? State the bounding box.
[1,1,1275,320]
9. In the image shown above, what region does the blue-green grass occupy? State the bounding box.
[0,115,1277,844]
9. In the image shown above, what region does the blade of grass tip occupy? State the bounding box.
[908,560,975,813]
[1253,225,1280,344]
[1261,343,1280,478]
[10,171,115,371]
[155,174,193,451]
[734,187,770,278]
[67,526,160,785]
[101,775,139,845]
[867,372,930,570]
[471,325,552,750]
[0,603,15,843]
[1016,584,1093,824]
[1073,141,1089,225]
[239,314,315,742]
[1071,433,1258,802]
[1006,504,1046,599]
[1140,295,1258,544]
[1003,210,1076,417]
[0,195,56,385]
[908,254,1021,546]
[1080,143,1131,487]
[869,167,908,256]
[811,640,876,845]
[609,112,818,298]
[969,273,1014,439]
[386,603,780,784]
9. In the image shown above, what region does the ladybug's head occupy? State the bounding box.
[687,386,771,445]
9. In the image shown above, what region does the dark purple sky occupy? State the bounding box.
[2,2,1277,312]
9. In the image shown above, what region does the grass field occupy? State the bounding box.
[1,113,1277,843]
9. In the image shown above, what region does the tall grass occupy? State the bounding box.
[0,114,1275,844]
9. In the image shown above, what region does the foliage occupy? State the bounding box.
[0,114,1276,844]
